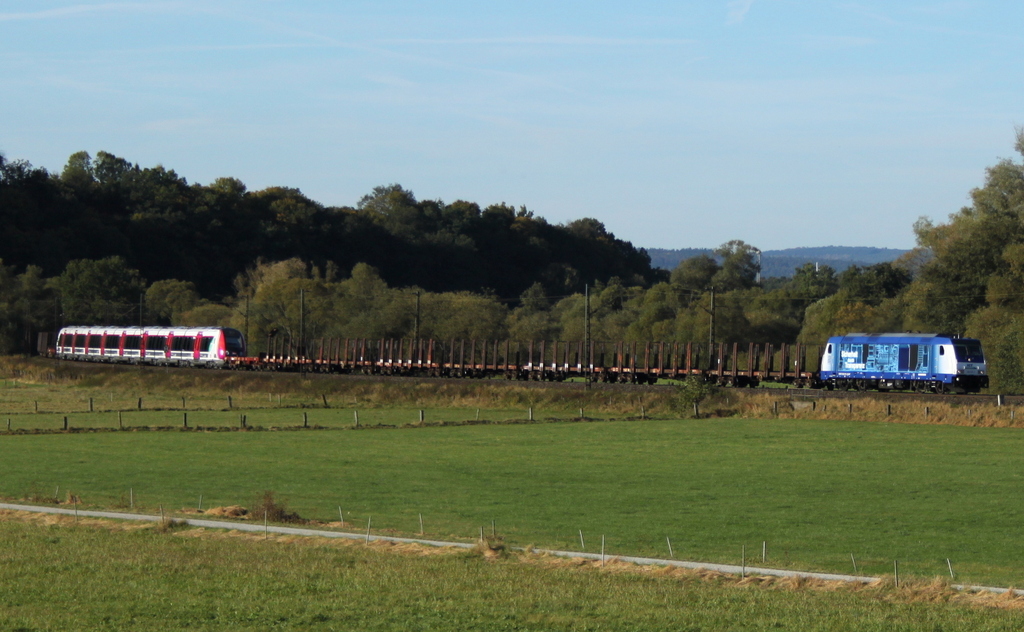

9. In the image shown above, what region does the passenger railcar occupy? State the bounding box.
[819,333,988,393]
[54,326,246,368]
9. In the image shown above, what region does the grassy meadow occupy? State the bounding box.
[4,357,1024,594]
[2,511,1024,631]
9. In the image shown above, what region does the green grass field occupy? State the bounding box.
[1,514,1022,631]
[3,416,1024,588]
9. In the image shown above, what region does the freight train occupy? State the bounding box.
[49,327,989,393]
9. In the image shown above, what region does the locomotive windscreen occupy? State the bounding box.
[954,341,984,363]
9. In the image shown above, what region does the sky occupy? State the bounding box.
[2,1,1022,251]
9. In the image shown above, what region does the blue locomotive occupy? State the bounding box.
[819,333,988,393]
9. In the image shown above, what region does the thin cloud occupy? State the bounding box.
[727,0,756,24]
[379,36,694,47]
[0,2,186,22]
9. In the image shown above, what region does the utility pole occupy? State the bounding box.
[584,284,591,390]
[299,288,305,375]
[244,296,250,349]
[414,291,421,340]
[708,286,716,370]
[139,293,144,328]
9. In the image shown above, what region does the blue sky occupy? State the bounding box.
[2,1,1022,251]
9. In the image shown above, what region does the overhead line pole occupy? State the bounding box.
[585,284,591,390]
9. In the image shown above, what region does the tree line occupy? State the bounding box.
[4,134,1024,391]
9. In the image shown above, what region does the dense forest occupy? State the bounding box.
[4,133,1024,391]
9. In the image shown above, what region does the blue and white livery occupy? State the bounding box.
[819,333,988,393]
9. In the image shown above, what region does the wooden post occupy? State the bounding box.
[227,395,232,409]
[138,397,143,410]
[63,416,68,430]
[183,413,188,428]
[303,412,308,428]
[667,536,674,558]
[89,397,93,412]
[354,411,360,426]
[322,394,329,408]
[118,411,123,429]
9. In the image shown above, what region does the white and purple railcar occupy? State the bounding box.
[54,326,246,367]
[819,333,988,393]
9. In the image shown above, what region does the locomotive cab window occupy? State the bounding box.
[954,342,985,363]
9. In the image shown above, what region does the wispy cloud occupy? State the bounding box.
[0,2,186,22]
[727,0,756,24]
[804,35,875,50]
[378,36,694,47]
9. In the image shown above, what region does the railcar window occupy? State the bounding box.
[199,337,213,352]
[123,336,140,350]
[74,335,85,348]
[105,335,121,349]
[88,335,101,349]
[146,336,167,352]
[172,337,195,352]
[954,342,985,363]
[58,334,68,348]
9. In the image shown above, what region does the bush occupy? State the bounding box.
[251,490,304,524]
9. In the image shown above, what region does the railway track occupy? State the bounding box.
[39,356,1009,404]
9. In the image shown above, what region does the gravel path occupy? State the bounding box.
[2,502,1018,596]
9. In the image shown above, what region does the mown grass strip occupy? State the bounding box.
[1,510,1023,631]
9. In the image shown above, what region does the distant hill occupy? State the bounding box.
[646,246,910,278]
